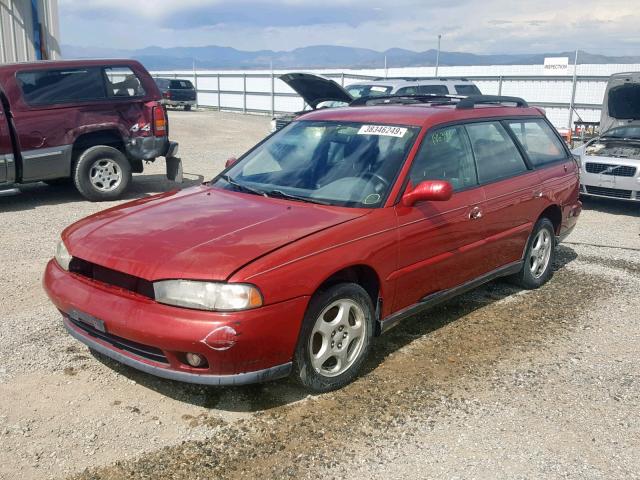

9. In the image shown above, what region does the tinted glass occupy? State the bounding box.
[466,122,528,183]
[396,86,418,95]
[219,121,419,208]
[17,68,105,105]
[346,84,393,99]
[169,80,194,89]
[409,125,478,191]
[455,84,481,95]
[417,85,449,94]
[506,119,567,166]
[104,67,145,97]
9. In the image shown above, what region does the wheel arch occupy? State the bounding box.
[72,129,126,158]
[315,264,381,313]
[538,204,562,235]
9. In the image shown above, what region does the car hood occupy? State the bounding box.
[63,185,367,281]
[279,72,353,109]
[600,72,640,133]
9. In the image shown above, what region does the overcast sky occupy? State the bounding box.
[59,0,639,55]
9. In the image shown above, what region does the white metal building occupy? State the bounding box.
[0,0,60,64]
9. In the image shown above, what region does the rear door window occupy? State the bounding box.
[396,86,418,95]
[104,67,146,98]
[417,85,449,95]
[409,125,478,191]
[466,122,528,183]
[17,68,106,105]
[505,119,567,166]
[455,84,481,95]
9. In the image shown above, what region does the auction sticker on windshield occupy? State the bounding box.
[358,125,407,137]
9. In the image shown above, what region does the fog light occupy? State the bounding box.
[185,352,207,368]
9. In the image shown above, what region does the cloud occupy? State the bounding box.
[59,0,640,56]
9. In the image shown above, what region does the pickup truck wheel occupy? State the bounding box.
[293,283,374,392]
[73,146,131,201]
[184,105,192,111]
[510,218,555,289]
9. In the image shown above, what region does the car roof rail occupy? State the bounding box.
[455,95,529,109]
[350,93,467,107]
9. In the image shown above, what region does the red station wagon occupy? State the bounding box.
[44,94,582,392]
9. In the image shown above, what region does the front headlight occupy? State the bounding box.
[153,280,263,311]
[55,240,72,271]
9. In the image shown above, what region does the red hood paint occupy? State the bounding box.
[63,185,367,281]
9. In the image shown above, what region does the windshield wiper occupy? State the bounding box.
[265,189,331,205]
[219,174,266,197]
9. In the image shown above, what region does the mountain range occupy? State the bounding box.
[62,44,640,71]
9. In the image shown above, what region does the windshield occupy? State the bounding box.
[601,126,640,139]
[346,84,393,99]
[215,121,420,208]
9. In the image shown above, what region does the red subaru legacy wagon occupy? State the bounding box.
[44,95,581,392]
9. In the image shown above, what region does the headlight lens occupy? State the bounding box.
[55,240,72,271]
[153,280,263,311]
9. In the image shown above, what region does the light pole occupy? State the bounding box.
[435,34,442,77]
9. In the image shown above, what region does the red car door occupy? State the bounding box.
[391,124,487,312]
[465,120,542,270]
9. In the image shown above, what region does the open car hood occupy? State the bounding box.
[600,72,640,133]
[279,73,353,109]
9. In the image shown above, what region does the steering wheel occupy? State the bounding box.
[360,172,390,192]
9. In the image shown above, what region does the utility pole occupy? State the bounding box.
[435,34,442,77]
[384,55,388,79]
[568,49,579,130]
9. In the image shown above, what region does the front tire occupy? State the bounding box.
[511,217,555,289]
[293,283,374,392]
[73,146,131,202]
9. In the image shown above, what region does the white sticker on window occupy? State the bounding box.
[370,86,388,92]
[357,125,407,137]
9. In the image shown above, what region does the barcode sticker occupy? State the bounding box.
[357,125,407,137]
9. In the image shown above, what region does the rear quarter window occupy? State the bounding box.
[104,67,146,98]
[16,68,106,105]
[169,80,194,89]
[506,119,567,166]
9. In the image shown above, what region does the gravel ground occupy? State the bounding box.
[0,110,639,480]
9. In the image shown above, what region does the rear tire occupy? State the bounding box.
[73,146,131,202]
[184,104,192,111]
[510,218,556,289]
[293,283,374,392]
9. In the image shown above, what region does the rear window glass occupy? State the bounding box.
[506,119,567,166]
[169,80,194,89]
[17,68,106,105]
[104,67,146,98]
[455,84,481,95]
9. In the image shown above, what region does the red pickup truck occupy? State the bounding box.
[0,59,180,201]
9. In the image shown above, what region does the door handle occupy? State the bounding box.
[469,207,483,220]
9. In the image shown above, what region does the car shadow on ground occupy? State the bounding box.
[91,245,579,413]
[580,195,640,217]
[0,172,204,213]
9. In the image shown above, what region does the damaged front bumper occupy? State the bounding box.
[43,260,309,385]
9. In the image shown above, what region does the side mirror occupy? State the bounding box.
[402,180,453,207]
[225,157,238,168]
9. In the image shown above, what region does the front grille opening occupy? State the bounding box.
[69,257,154,299]
[585,185,633,199]
[69,316,168,364]
[585,162,636,177]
